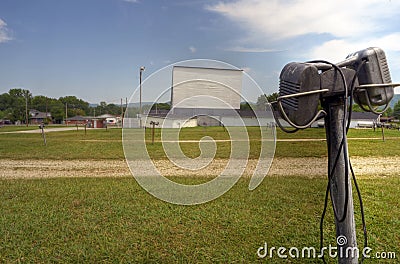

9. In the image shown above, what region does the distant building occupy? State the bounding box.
[96,114,118,126]
[29,109,52,124]
[143,108,275,129]
[0,119,12,125]
[65,115,89,126]
[346,112,378,129]
[314,112,379,128]
[65,115,111,128]
[126,66,277,128]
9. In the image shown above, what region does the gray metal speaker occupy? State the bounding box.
[342,47,394,107]
[278,62,321,127]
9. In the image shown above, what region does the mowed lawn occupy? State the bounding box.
[0,126,399,263]
[0,126,399,159]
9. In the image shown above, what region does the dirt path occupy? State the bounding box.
[0,127,80,134]
[0,157,398,179]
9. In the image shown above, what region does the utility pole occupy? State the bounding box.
[45,97,48,123]
[25,93,28,127]
[121,98,123,128]
[124,97,128,128]
[139,66,145,128]
[65,103,68,126]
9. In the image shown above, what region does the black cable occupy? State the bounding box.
[320,183,331,264]
[308,60,350,223]
[308,60,349,262]
[270,102,300,133]
[347,61,368,263]
[317,60,368,263]
[346,60,368,263]
[347,60,367,132]
[350,161,368,264]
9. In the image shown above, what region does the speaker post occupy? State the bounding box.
[322,96,358,264]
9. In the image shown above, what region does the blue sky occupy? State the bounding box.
[1,0,399,104]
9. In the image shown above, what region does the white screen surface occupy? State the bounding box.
[171,66,243,109]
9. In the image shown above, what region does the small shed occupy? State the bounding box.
[91,118,105,128]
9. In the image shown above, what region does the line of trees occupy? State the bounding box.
[0,88,124,124]
[2,88,399,124]
[394,100,400,119]
[0,89,32,124]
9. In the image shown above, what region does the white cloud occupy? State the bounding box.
[206,0,400,82]
[309,33,400,61]
[189,46,197,53]
[308,39,363,63]
[0,19,12,43]
[373,34,400,53]
[206,0,400,41]
[226,46,285,53]
[306,33,400,80]
[122,0,139,3]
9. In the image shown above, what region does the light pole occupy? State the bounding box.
[139,66,145,128]
[65,103,68,126]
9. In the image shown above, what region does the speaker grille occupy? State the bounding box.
[379,55,392,83]
[279,80,300,110]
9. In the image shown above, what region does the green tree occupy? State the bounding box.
[256,93,279,110]
[240,102,254,110]
[106,103,123,115]
[266,92,279,103]
[256,94,267,110]
[31,95,50,113]
[92,102,128,116]
[96,101,108,116]
[151,103,171,111]
[31,95,72,123]
[393,100,400,119]
[59,96,90,117]
[4,88,32,123]
[352,103,363,112]
[0,93,12,111]
[48,98,65,123]
[383,107,393,117]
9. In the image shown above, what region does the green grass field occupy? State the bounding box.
[0,177,399,263]
[0,126,399,160]
[0,126,399,263]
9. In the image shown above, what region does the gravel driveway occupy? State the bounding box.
[1,157,398,179]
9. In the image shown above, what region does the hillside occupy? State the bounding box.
[389,93,400,108]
